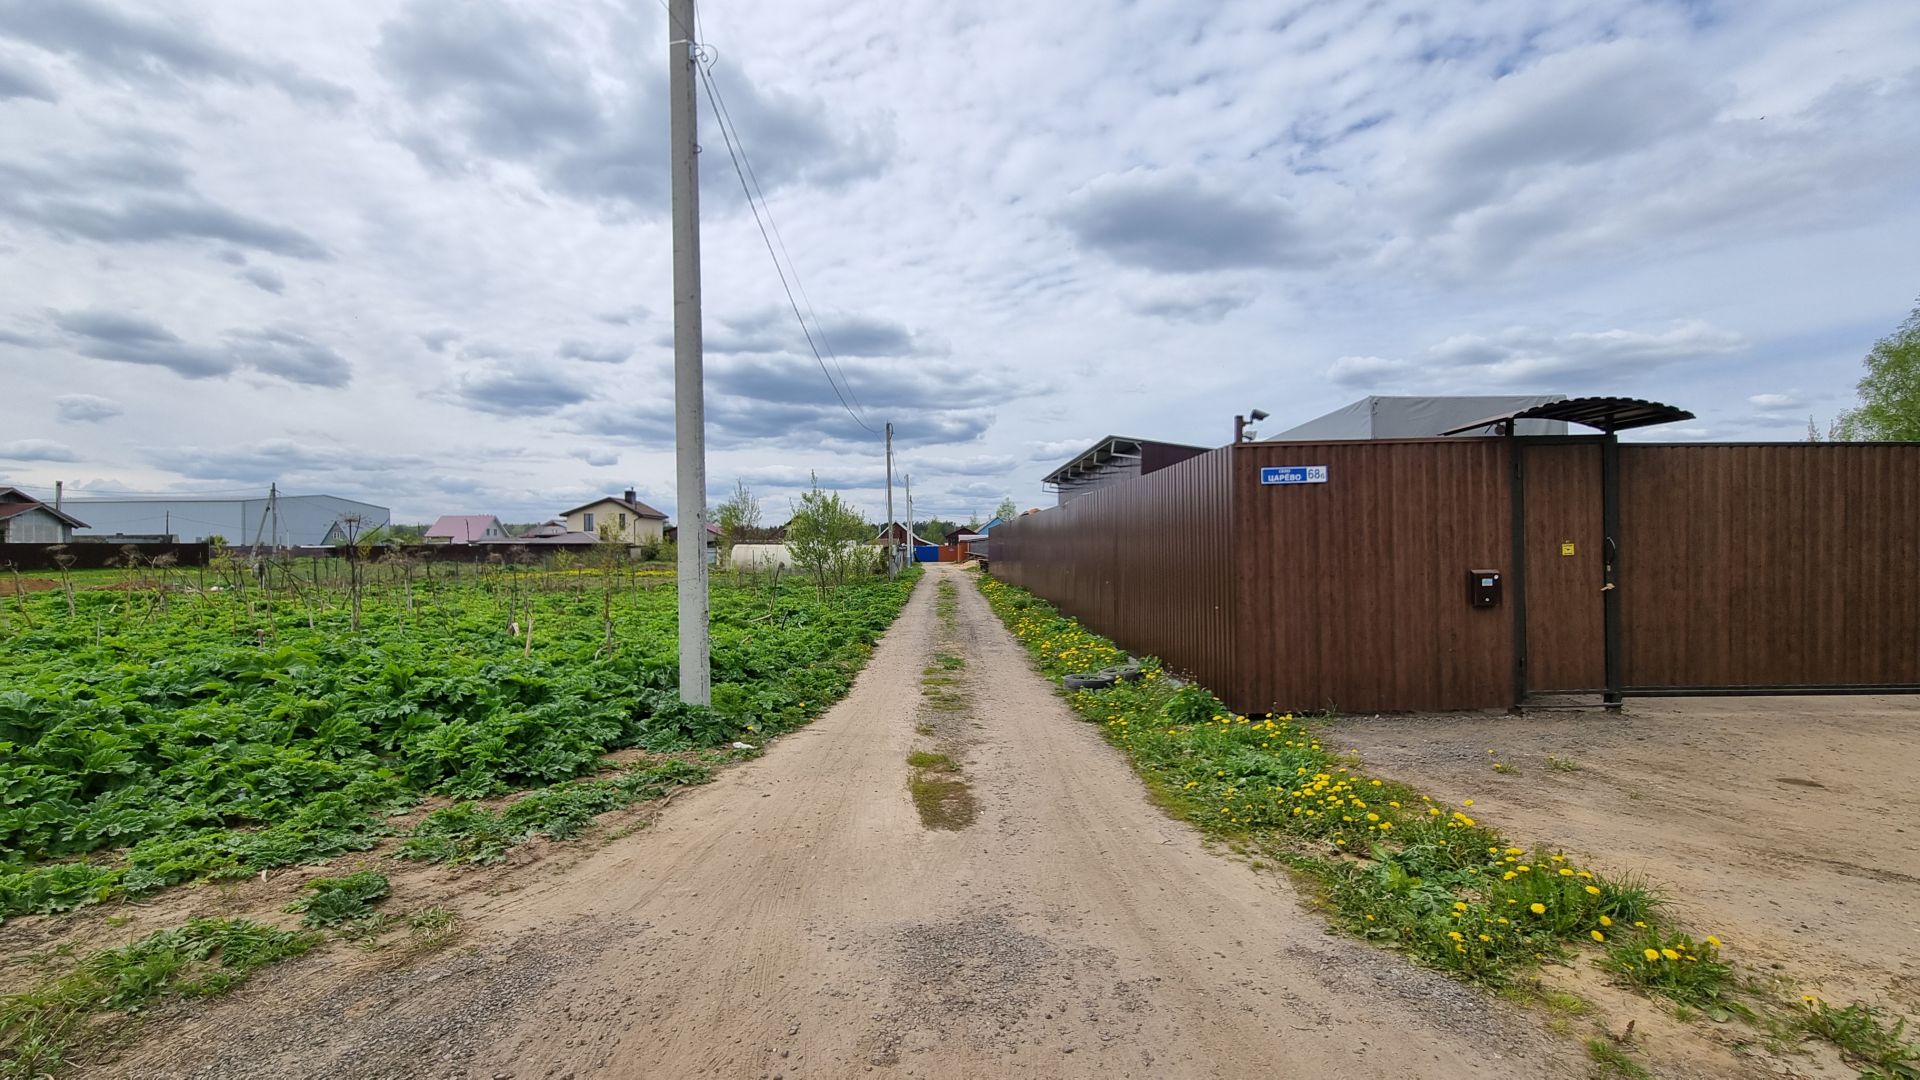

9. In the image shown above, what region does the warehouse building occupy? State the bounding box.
[62,493,391,546]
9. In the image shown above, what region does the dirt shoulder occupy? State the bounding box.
[1329,696,1920,1014]
[97,563,1572,1080]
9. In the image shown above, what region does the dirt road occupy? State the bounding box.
[115,565,1566,1079]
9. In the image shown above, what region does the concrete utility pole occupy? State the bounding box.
[884,421,896,577]
[904,472,912,556]
[669,0,710,705]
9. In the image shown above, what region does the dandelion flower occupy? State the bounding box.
[1529,903,1546,915]
[1478,934,1491,943]
[1462,799,1474,807]
[1599,916,1613,927]
[1591,930,1605,942]
[1584,885,1601,895]
[1448,931,1463,942]
[1643,948,1661,962]
[1704,935,1721,947]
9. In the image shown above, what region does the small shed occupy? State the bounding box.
[0,487,87,543]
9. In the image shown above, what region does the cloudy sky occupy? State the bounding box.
[2,0,1917,524]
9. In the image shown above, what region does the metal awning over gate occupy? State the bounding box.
[1442,396,1695,436]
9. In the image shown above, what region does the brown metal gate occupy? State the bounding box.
[1518,441,1606,693]
[1617,444,1920,693]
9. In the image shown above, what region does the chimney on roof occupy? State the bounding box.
[54,481,62,509]
[624,487,637,504]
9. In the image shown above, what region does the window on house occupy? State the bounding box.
[583,512,595,530]
[619,512,627,529]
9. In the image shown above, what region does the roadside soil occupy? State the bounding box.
[1330,698,1920,1016]
[95,564,1574,1080]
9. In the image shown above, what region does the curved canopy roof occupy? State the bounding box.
[1439,396,1694,436]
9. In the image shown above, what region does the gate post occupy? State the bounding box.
[1601,434,1623,709]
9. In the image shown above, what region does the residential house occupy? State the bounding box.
[664,521,722,564]
[874,522,934,547]
[425,514,510,544]
[0,487,88,543]
[481,520,599,549]
[560,489,668,545]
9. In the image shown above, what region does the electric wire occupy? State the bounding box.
[699,54,869,421]
[693,51,877,435]
[656,0,878,437]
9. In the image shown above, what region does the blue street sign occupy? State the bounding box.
[1260,465,1329,486]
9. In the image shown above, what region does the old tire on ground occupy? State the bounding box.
[1063,673,1116,691]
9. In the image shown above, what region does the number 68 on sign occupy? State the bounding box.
[1260,465,1329,485]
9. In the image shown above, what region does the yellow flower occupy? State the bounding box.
[1365,812,1380,822]
[1704,935,1721,947]
[1558,868,1575,877]
[1478,934,1491,942]
[1448,931,1463,941]
[1364,914,1375,921]
[1378,821,1392,831]
[1529,903,1546,915]
[1643,948,1661,962]
[1584,885,1601,895]
[1590,930,1605,942]
[1599,915,1613,927]
[1504,847,1524,856]
[1462,799,1474,807]
[1661,948,1681,961]
[1634,921,1647,928]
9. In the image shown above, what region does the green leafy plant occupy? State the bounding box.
[284,871,390,927]
[1800,999,1920,1078]
[0,918,315,1079]
[0,568,915,919]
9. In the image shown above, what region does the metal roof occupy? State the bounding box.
[558,494,669,519]
[1041,435,1207,489]
[1439,396,1695,436]
[0,488,89,528]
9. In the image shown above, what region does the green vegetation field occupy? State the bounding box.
[0,560,918,921]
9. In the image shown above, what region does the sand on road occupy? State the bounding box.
[114,564,1567,1079]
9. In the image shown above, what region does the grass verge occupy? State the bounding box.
[0,918,316,1079]
[976,573,1917,1077]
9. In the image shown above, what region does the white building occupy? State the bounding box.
[61,493,391,546]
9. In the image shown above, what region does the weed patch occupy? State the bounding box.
[285,870,390,927]
[908,772,977,831]
[1799,998,1920,1077]
[396,759,712,865]
[906,751,957,772]
[1585,1038,1652,1079]
[0,918,315,1079]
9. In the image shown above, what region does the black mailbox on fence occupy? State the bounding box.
[1468,570,1501,608]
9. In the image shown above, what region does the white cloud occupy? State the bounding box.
[0,0,1911,518]
[1330,321,1747,390]
[0,439,80,462]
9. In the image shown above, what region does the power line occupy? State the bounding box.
[695,53,876,436]
[700,56,869,421]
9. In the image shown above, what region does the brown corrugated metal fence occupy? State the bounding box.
[1229,440,1514,713]
[990,438,1920,712]
[991,448,1238,696]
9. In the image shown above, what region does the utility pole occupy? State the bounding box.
[884,421,896,577]
[904,472,913,564]
[268,482,279,552]
[669,0,710,705]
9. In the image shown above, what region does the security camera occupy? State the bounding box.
[1250,408,1270,421]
